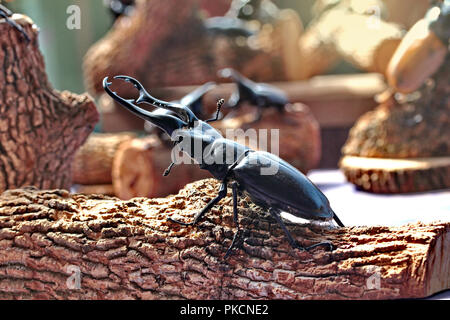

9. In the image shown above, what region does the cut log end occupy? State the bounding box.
[0,179,448,299]
[339,155,450,193]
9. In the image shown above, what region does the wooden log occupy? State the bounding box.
[72,132,137,185]
[111,135,209,199]
[213,103,321,173]
[0,179,448,299]
[340,156,450,193]
[0,14,99,193]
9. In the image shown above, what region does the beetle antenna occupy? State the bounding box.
[206,98,225,123]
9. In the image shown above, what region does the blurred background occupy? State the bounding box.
[7,0,360,94]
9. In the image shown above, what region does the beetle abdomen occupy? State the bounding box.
[232,151,333,221]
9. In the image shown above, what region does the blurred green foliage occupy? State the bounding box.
[8,0,112,94]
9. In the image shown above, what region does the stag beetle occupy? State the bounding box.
[103,75,344,258]
[218,68,289,123]
[0,4,30,41]
[144,82,217,135]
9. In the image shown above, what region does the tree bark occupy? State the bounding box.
[72,132,137,185]
[0,14,99,193]
[0,179,448,300]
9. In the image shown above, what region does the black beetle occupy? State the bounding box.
[103,75,344,258]
[218,68,289,123]
[204,16,256,38]
[0,4,30,42]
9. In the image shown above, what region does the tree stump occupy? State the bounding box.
[340,58,449,193]
[0,179,448,299]
[0,14,99,193]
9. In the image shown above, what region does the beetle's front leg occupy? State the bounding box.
[168,180,228,226]
[0,5,30,42]
[224,181,243,259]
[270,208,334,252]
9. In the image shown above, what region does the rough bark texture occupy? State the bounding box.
[83,0,283,97]
[0,15,99,193]
[0,179,448,300]
[213,103,321,173]
[72,132,137,185]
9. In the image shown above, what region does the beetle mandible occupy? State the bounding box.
[103,75,344,258]
[144,81,217,136]
[218,68,289,123]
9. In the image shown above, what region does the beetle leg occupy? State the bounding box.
[332,210,345,227]
[162,138,183,176]
[224,181,242,259]
[269,208,334,252]
[168,180,228,226]
[163,162,175,176]
[0,5,30,42]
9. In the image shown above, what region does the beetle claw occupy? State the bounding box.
[303,241,334,252]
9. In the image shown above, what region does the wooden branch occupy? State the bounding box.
[0,179,448,299]
[0,15,99,193]
[72,132,137,185]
